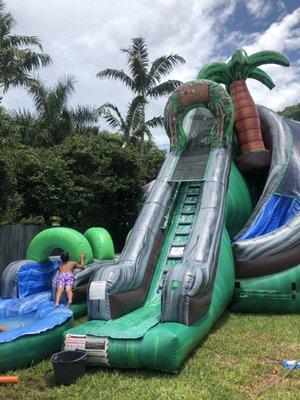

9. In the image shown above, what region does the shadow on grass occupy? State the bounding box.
[181,311,231,368]
[44,373,56,387]
[209,311,230,333]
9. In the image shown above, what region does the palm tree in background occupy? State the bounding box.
[198,49,289,167]
[15,76,98,146]
[99,96,163,149]
[97,37,185,154]
[0,0,51,96]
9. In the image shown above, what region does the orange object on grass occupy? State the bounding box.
[0,376,19,383]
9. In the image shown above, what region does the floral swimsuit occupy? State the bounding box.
[56,272,75,288]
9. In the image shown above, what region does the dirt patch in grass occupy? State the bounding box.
[214,354,238,367]
[276,342,300,354]
[245,370,300,399]
[247,333,269,341]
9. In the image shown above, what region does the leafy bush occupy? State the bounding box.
[0,131,165,247]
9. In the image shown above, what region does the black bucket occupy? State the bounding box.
[51,350,87,385]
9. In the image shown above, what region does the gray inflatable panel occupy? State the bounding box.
[234,109,300,264]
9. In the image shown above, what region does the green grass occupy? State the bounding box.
[0,312,299,400]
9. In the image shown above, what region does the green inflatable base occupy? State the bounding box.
[231,264,300,314]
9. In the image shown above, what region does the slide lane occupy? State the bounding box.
[65,162,252,371]
[64,79,252,371]
[68,180,203,338]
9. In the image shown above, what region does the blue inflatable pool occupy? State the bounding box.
[0,291,72,344]
[0,259,86,371]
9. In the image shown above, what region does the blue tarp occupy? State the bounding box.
[236,194,300,241]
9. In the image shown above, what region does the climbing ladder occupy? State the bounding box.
[156,181,203,293]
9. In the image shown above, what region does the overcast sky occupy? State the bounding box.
[3,0,300,148]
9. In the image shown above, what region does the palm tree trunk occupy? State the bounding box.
[230,80,266,154]
[140,132,145,155]
[139,104,146,155]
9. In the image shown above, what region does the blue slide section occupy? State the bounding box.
[17,260,59,298]
[236,194,300,240]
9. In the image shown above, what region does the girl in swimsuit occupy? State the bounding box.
[54,251,85,308]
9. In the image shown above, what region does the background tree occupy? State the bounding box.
[97,37,185,153]
[15,75,98,146]
[99,96,163,147]
[279,103,300,121]
[0,0,51,95]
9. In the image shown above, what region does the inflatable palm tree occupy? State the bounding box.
[198,49,289,170]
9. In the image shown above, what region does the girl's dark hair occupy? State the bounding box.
[60,252,70,263]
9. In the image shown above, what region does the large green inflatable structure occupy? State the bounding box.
[64,50,300,372]
[1,49,299,373]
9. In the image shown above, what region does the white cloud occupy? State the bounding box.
[2,1,299,148]
[242,8,300,110]
[246,0,287,21]
[246,0,272,20]
[246,0,272,19]
[244,8,300,53]
[3,0,238,147]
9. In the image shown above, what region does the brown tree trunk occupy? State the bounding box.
[230,80,266,154]
[140,132,145,155]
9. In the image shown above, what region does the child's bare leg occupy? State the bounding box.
[65,286,73,307]
[55,287,64,306]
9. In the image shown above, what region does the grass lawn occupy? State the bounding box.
[0,312,299,400]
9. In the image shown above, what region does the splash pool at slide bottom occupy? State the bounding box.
[0,287,87,372]
[0,226,115,372]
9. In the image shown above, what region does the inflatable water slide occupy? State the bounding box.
[0,227,114,372]
[1,49,298,373]
[65,59,300,372]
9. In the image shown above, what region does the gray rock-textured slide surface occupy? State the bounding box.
[233,106,300,277]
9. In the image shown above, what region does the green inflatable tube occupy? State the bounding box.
[26,227,94,264]
[84,227,115,260]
